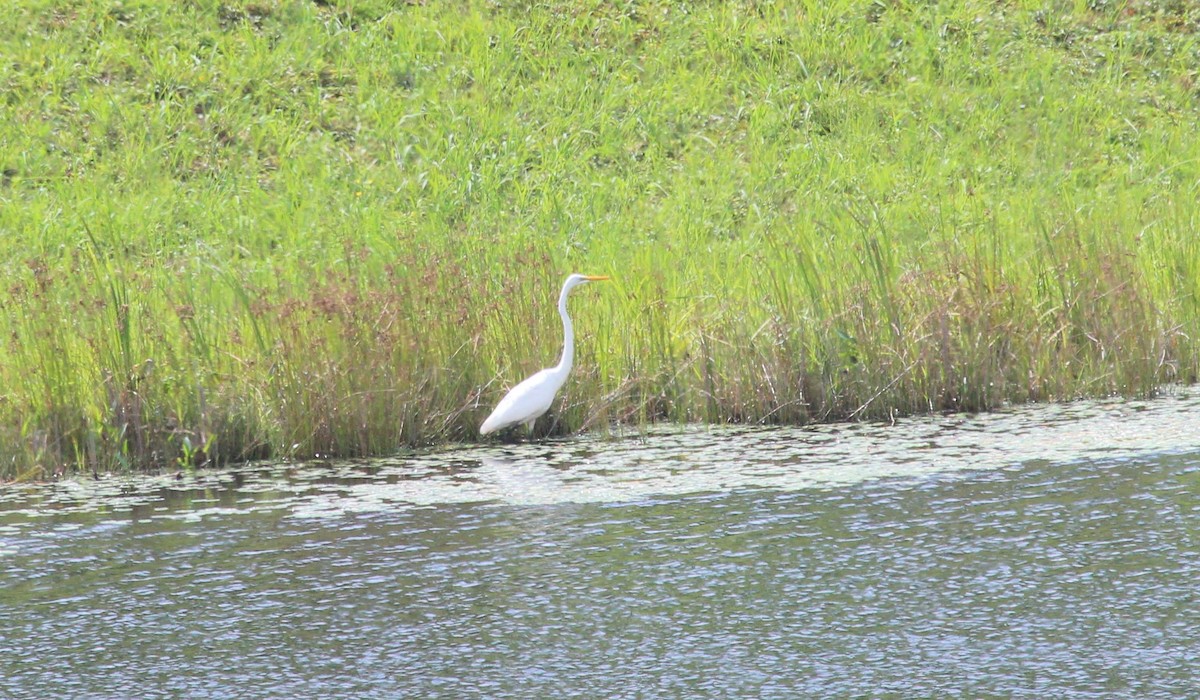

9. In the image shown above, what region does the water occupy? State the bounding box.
[2,394,1199,698]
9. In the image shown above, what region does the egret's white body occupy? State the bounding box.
[480,273,609,436]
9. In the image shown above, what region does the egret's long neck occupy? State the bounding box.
[554,284,574,374]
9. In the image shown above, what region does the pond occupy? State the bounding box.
[2,393,1199,698]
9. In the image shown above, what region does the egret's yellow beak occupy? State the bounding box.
[584,275,611,282]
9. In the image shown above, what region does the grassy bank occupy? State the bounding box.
[1,0,1198,478]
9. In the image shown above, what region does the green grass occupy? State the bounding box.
[1,0,1198,478]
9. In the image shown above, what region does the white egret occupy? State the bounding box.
[479,273,610,436]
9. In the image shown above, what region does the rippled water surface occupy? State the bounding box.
[3,394,1200,698]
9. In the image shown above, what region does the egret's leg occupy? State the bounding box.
[524,418,536,433]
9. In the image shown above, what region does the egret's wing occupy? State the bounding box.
[480,369,560,434]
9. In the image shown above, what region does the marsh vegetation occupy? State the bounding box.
[1,0,1198,477]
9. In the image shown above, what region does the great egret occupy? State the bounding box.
[479,273,610,436]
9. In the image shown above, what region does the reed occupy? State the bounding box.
[1,0,1197,478]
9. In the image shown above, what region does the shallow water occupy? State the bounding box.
[2,394,1199,698]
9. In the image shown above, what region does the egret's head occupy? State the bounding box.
[564,273,610,291]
